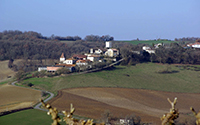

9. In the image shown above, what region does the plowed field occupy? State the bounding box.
[0,84,41,112]
[49,88,200,124]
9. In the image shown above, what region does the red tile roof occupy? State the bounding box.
[88,55,100,57]
[188,42,200,46]
[56,64,76,67]
[47,67,61,71]
[111,49,118,51]
[76,60,91,63]
[66,58,77,60]
[72,54,87,58]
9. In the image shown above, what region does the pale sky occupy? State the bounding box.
[0,0,199,40]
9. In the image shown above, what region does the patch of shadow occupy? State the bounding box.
[123,74,130,77]
[157,70,179,74]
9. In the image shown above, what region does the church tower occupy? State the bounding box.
[60,53,65,62]
[105,41,112,48]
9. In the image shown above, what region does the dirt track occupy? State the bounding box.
[49,88,200,124]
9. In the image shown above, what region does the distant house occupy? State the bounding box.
[142,46,155,54]
[76,60,91,66]
[60,53,65,62]
[187,42,200,49]
[90,48,107,55]
[105,48,119,57]
[87,55,100,62]
[154,43,163,48]
[47,66,62,72]
[63,58,77,65]
[72,54,87,60]
[56,64,76,72]
[38,67,47,72]
[119,119,130,125]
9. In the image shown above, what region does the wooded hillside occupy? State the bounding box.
[1,30,200,68]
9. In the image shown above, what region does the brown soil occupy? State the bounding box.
[0,84,41,112]
[49,88,200,124]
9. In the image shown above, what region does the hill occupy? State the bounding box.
[22,63,200,93]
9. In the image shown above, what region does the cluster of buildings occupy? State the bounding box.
[38,41,120,72]
[141,43,163,54]
[142,41,200,54]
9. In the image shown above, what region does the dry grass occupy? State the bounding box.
[0,84,41,112]
[0,60,15,82]
[0,59,24,82]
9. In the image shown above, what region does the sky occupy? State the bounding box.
[0,0,199,40]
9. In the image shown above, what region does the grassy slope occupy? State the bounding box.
[23,63,200,93]
[0,109,66,125]
[119,40,176,45]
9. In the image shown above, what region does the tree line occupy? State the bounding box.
[0,30,114,42]
[174,37,199,42]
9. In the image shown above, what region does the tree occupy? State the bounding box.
[15,70,25,81]
[196,39,200,43]
[73,36,82,41]
[8,59,14,68]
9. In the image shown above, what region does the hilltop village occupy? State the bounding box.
[38,41,120,73]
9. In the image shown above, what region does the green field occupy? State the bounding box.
[22,63,200,93]
[118,40,177,45]
[0,109,66,125]
[0,81,8,85]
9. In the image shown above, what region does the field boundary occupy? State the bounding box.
[0,107,33,117]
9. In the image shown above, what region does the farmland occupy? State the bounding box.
[0,109,66,125]
[0,84,41,112]
[1,62,200,124]
[49,88,199,124]
[118,40,177,45]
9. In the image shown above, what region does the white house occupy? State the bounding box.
[38,67,47,72]
[105,48,119,57]
[87,55,100,62]
[187,42,200,49]
[76,60,91,66]
[90,48,106,55]
[154,43,163,48]
[142,46,155,54]
[63,58,77,65]
[119,119,130,125]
